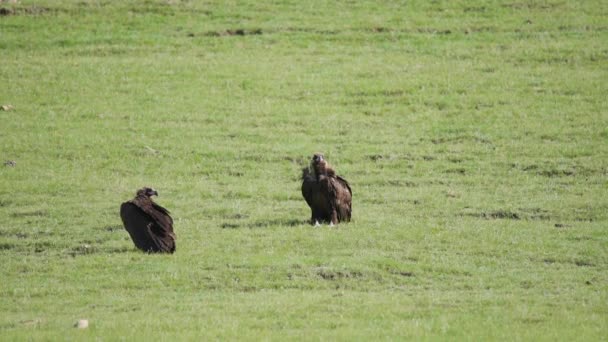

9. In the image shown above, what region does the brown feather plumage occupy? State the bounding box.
[120,187,176,253]
[301,153,352,225]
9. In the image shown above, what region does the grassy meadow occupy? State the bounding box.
[1,0,607,339]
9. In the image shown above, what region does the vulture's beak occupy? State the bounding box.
[150,189,159,197]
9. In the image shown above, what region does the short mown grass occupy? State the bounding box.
[1,0,606,340]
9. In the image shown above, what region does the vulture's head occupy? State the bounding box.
[310,153,329,175]
[136,187,158,198]
[311,153,325,167]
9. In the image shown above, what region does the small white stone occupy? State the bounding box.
[75,319,89,329]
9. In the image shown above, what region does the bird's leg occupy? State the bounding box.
[330,209,338,226]
[311,208,324,226]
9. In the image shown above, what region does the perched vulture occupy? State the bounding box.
[301,153,352,225]
[120,187,176,253]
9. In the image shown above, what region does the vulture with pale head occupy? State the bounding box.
[120,187,176,253]
[301,153,352,225]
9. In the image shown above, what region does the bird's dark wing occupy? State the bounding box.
[329,176,352,222]
[121,201,175,253]
[151,202,174,228]
[301,168,315,209]
[135,200,175,238]
[121,202,159,252]
[336,176,352,196]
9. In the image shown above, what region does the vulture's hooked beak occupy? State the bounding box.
[148,189,159,197]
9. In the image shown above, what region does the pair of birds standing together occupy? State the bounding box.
[120,153,352,253]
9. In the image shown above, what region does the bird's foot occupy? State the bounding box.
[314,220,321,227]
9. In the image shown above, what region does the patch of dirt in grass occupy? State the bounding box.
[513,163,600,178]
[98,225,123,232]
[444,168,466,175]
[284,27,340,35]
[543,258,556,264]
[574,259,594,267]
[0,5,51,16]
[33,241,51,253]
[520,317,545,324]
[203,28,263,37]
[352,89,405,97]
[366,154,385,161]
[370,25,494,35]
[502,2,564,10]
[283,156,308,165]
[447,157,464,163]
[10,210,49,218]
[369,27,390,33]
[247,219,305,228]
[520,280,533,288]
[69,244,97,256]
[538,256,595,267]
[222,191,251,199]
[315,267,364,280]
[357,177,416,187]
[416,28,452,35]
[195,25,504,39]
[19,319,43,327]
[0,322,16,329]
[221,219,305,229]
[463,6,487,12]
[0,242,18,251]
[239,286,258,292]
[365,153,420,163]
[464,210,521,220]
[463,207,557,221]
[0,231,29,239]
[430,134,493,145]
[105,246,131,254]
[391,179,417,187]
[519,207,551,220]
[538,168,576,177]
[390,270,414,277]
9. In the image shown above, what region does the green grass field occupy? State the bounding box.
[1,0,607,340]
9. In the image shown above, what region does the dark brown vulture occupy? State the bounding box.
[301,153,352,225]
[120,187,176,253]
